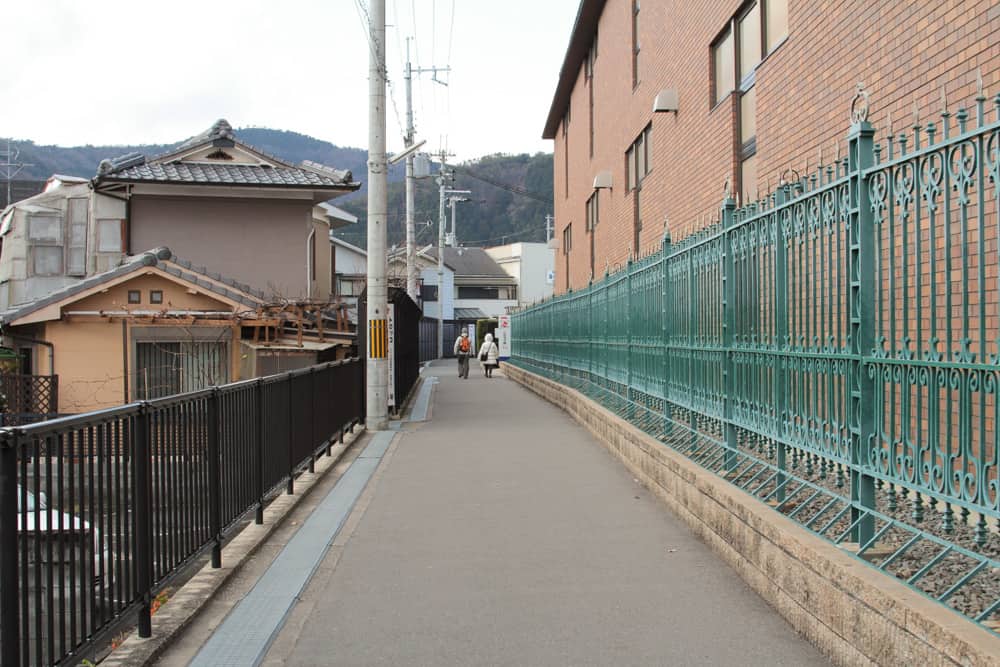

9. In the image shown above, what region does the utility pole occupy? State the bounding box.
[436,152,449,359]
[0,140,33,207]
[403,40,450,303]
[366,0,389,431]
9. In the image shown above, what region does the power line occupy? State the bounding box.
[463,226,546,246]
[454,167,553,204]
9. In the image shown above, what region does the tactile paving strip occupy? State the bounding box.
[189,430,396,667]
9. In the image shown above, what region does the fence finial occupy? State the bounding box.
[851,82,871,123]
[723,176,732,199]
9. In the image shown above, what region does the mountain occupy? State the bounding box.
[333,152,555,250]
[3,129,554,247]
[5,128,377,182]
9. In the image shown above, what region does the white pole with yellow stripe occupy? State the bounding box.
[365,0,389,430]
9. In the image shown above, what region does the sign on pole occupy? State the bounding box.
[497,315,511,360]
[387,303,396,408]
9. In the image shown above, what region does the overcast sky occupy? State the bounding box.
[5,0,579,162]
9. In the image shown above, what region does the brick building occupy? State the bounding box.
[545,0,1000,293]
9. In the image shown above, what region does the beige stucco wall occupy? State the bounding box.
[312,220,332,299]
[44,319,127,413]
[130,196,315,299]
[70,273,233,313]
[29,274,241,413]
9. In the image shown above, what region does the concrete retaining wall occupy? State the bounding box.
[504,363,1000,667]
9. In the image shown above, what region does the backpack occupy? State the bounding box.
[459,337,470,353]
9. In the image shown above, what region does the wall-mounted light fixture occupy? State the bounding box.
[653,88,679,114]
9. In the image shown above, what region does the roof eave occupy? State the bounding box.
[542,0,606,139]
[94,176,360,192]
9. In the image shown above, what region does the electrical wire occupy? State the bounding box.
[454,167,553,204]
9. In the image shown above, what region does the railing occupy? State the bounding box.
[512,84,1000,632]
[0,359,363,667]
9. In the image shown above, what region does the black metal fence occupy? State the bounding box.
[358,288,422,411]
[0,359,363,667]
[418,319,462,361]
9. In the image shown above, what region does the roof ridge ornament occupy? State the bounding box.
[210,119,233,139]
[851,82,870,124]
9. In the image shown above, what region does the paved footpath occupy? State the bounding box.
[166,361,829,666]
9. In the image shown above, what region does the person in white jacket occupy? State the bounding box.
[478,333,499,378]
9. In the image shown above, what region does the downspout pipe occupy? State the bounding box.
[306,227,316,299]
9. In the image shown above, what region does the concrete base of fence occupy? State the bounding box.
[503,364,1000,667]
[98,425,368,667]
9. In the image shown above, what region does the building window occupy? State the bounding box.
[339,277,363,297]
[586,191,598,277]
[585,33,597,158]
[420,284,438,302]
[458,286,506,299]
[67,198,87,276]
[713,1,786,200]
[97,219,123,252]
[712,28,734,105]
[740,84,758,201]
[150,290,163,304]
[738,3,761,84]
[563,109,570,199]
[631,0,640,88]
[765,0,788,53]
[28,214,63,276]
[562,223,572,290]
[128,290,141,304]
[625,125,651,191]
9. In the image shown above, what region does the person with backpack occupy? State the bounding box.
[453,330,472,379]
[478,332,499,378]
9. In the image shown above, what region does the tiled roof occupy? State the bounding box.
[0,247,265,325]
[99,161,353,188]
[455,307,488,320]
[93,119,358,190]
[422,247,514,280]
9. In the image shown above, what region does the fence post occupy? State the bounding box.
[308,368,316,474]
[286,373,295,495]
[133,403,153,638]
[661,232,672,438]
[774,185,790,502]
[688,244,697,442]
[722,195,738,472]
[255,379,265,525]
[848,106,877,544]
[0,431,20,667]
[626,257,634,419]
[208,387,222,568]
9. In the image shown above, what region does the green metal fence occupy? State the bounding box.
[511,84,1000,631]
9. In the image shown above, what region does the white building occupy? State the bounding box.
[0,177,127,311]
[485,242,555,306]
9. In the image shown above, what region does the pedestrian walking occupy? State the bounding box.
[453,330,472,378]
[478,333,499,378]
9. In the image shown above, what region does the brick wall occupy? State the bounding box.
[552,0,1000,293]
